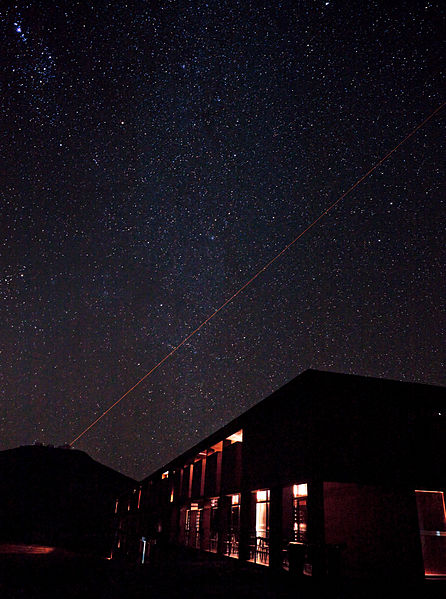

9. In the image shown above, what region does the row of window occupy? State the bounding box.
[116,430,244,515]
[180,484,308,567]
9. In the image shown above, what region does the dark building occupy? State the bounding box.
[113,370,446,581]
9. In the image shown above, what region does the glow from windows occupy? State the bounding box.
[256,490,270,502]
[226,430,243,443]
[210,441,223,452]
[162,471,169,479]
[231,493,240,505]
[293,484,308,498]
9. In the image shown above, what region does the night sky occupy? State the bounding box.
[2,1,444,480]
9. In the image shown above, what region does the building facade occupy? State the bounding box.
[112,370,446,580]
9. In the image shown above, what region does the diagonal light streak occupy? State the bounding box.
[70,102,444,446]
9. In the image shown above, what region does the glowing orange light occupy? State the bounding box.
[256,490,269,502]
[162,471,169,479]
[231,494,240,505]
[226,430,243,443]
[137,488,141,509]
[293,484,308,498]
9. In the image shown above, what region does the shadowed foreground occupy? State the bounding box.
[0,544,444,599]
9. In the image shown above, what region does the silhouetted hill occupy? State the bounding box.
[0,445,135,556]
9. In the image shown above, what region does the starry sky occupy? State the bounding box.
[2,1,445,480]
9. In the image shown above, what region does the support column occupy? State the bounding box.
[269,485,283,570]
[217,494,229,555]
[307,480,326,579]
[239,490,251,562]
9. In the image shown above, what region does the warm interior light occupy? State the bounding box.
[162,471,169,479]
[256,490,269,502]
[170,489,174,503]
[231,494,240,505]
[293,484,308,498]
[226,430,243,443]
[137,489,142,509]
[211,441,223,452]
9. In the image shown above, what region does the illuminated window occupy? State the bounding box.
[161,471,169,479]
[224,494,241,558]
[415,490,446,577]
[290,483,308,544]
[293,484,308,498]
[185,509,191,547]
[250,489,270,565]
[257,489,270,502]
[209,498,219,553]
[137,488,142,509]
[170,488,174,503]
[195,508,203,549]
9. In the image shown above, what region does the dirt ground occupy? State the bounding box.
[0,544,444,599]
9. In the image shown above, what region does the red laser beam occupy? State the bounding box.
[69,102,445,446]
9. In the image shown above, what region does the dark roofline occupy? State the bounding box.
[138,369,445,485]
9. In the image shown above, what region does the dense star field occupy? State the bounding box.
[2,1,444,479]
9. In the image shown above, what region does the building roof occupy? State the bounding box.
[139,369,445,486]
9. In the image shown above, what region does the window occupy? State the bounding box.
[293,484,308,543]
[209,498,219,553]
[250,489,270,565]
[224,494,240,558]
[193,508,203,549]
[415,490,446,576]
[185,509,191,546]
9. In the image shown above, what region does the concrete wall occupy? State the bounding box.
[324,482,424,581]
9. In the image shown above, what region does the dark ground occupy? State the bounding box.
[0,544,445,599]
